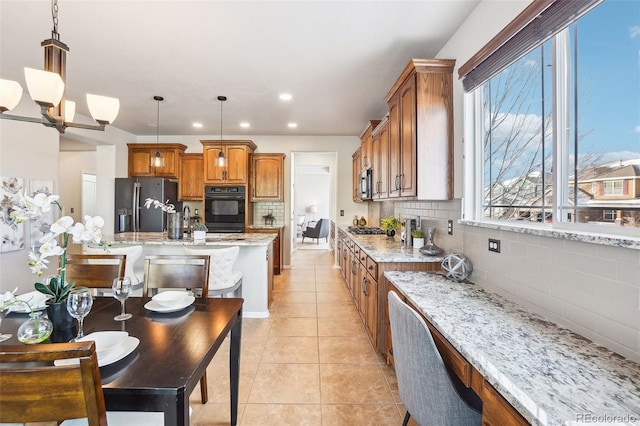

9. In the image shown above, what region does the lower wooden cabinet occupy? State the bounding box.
[247,227,282,275]
[482,383,529,426]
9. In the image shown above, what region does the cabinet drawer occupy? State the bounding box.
[426,321,471,386]
[482,382,529,426]
[366,257,378,277]
[359,250,368,265]
[354,245,360,259]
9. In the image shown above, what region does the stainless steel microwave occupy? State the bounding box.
[361,169,373,200]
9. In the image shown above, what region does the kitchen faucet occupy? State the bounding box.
[183,205,191,234]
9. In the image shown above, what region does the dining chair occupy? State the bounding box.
[64,254,127,295]
[183,246,243,298]
[0,341,161,426]
[388,291,482,426]
[143,254,211,403]
[84,245,144,287]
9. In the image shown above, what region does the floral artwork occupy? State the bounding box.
[0,177,25,252]
[29,179,55,250]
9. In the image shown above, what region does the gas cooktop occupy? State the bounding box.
[347,226,386,235]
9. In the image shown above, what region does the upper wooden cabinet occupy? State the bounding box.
[127,143,186,178]
[352,148,362,202]
[359,120,381,172]
[250,153,285,201]
[201,140,256,185]
[178,153,204,201]
[385,59,455,200]
[371,117,390,199]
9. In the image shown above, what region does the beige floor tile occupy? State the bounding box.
[269,317,318,336]
[274,302,317,318]
[242,318,273,337]
[190,361,258,404]
[240,334,268,364]
[248,363,321,403]
[261,336,319,363]
[315,281,349,292]
[315,269,345,282]
[380,362,402,403]
[316,303,359,319]
[318,336,378,364]
[286,281,317,292]
[320,364,395,404]
[241,404,322,425]
[279,291,317,304]
[321,404,403,426]
[316,291,352,304]
[287,270,317,283]
[190,402,245,426]
[317,317,366,337]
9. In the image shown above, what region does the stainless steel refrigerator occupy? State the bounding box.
[114,178,182,233]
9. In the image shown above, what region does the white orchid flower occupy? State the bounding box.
[38,232,57,245]
[32,192,59,213]
[38,238,64,258]
[144,197,175,212]
[50,216,74,235]
[71,216,105,243]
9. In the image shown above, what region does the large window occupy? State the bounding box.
[470,0,639,235]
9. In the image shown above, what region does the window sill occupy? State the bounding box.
[459,220,640,251]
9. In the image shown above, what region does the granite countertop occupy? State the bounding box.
[384,271,640,426]
[247,224,285,230]
[104,232,275,246]
[339,226,443,264]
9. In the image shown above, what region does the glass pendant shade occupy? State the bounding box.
[24,67,64,106]
[87,94,120,124]
[216,151,227,167]
[0,79,23,111]
[151,151,165,167]
[63,100,75,122]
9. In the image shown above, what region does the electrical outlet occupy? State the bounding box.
[488,238,501,253]
[340,210,344,216]
[70,207,74,213]
[447,220,453,235]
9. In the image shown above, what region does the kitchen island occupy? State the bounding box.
[93,232,276,318]
[385,271,640,426]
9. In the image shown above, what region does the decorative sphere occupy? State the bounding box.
[442,253,473,282]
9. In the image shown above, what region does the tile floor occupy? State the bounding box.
[189,249,412,425]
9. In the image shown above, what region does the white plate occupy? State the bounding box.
[78,331,128,357]
[9,291,49,313]
[144,295,195,313]
[55,336,140,367]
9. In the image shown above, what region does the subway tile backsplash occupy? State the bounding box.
[252,202,285,226]
[391,198,640,363]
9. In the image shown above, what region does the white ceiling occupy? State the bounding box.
[0,0,480,138]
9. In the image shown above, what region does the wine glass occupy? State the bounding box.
[66,287,93,341]
[112,277,132,321]
[0,305,12,342]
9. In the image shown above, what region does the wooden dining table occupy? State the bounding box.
[1,296,243,426]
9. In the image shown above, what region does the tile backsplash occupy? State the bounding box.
[253,202,285,225]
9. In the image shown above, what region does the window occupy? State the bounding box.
[465,0,640,236]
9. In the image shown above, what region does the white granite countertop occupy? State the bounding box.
[247,224,285,230]
[104,232,275,246]
[339,226,443,263]
[384,271,640,426]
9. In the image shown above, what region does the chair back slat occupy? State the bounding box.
[65,254,127,289]
[0,342,107,426]
[143,255,210,297]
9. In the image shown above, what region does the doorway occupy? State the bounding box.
[82,173,97,218]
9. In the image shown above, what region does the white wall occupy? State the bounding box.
[59,151,97,223]
[392,0,640,362]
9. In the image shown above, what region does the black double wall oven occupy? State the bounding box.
[204,186,246,233]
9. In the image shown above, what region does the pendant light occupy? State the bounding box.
[216,95,228,167]
[151,95,165,168]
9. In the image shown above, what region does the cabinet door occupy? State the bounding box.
[203,146,225,183]
[352,150,362,202]
[178,154,204,201]
[251,154,284,201]
[129,149,153,177]
[153,148,179,178]
[399,75,417,197]
[372,120,390,199]
[225,145,249,184]
[387,94,401,198]
[365,272,378,348]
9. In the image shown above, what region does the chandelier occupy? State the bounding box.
[0,0,119,133]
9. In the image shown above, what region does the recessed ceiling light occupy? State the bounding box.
[279,93,292,101]
[192,122,203,128]
[287,122,298,128]
[240,122,250,128]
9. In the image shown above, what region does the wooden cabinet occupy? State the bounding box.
[359,258,378,346]
[371,117,389,199]
[178,153,204,201]
[482,383,529,426]
[384,59,455,200]
[250,153,285,201]
[352,148,362,202]
[359,120,381,171]
[127,143,186,178]
[247,227,282,275]
[201,140,256,184]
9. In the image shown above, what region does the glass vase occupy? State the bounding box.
[419,226,444,255]
[17,312,53,344]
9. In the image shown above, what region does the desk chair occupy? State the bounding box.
[388,291,482,426]
[0,342,161,426]
[64,254,126,295]
[183,246,243,298]
[143,254,210,403]
[301,218,329,244]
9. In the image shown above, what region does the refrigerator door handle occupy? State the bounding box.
[133,182,141,232]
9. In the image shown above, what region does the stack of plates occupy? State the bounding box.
[10,291,49,312]
[56,331,139,367]
[145,291,195,313]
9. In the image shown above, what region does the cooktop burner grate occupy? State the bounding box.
[347,226,386,235]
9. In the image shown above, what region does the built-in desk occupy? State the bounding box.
[384,271,640,426]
